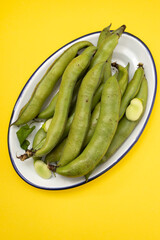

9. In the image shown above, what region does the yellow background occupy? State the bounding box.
[1,0,160,239]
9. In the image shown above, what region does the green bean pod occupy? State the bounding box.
[38,24,114,139]
[45,67,113,165]
[83,102,101,147]
[90,25,126,69]
[97,24,111,47]
[85,76,148,181]
[83,67,123,149]
[32,127,46,161]
[102,76,148,163]
[60,78,104,140]
[13,41,93,126]
[38,62,113,162]
[58,61,105,167]
[45,138,67,164]
[38,78,82,119]
[32,129,52,179]
[56,75,121,177]
[119,64,144,120]
[32,128,46,150]
[35,46,97,157]
[45,65,114,165]
[38,92,58,119]
[45,102,100,165]
[45,100,99,164]
[112,62,129,96]
[36,58,112,161]
[45,60,112,164]
[59,59,111,140]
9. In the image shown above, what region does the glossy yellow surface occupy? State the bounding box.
[1,0,160,239]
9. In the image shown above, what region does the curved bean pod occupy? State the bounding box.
[119,64,144,120]
[60,59,111,140]
[59,61,105,167]
[102,76,148,163]
[45,61,112,164]
[112,62,129,96]
[90,25,126,68]
[83,67,124,148]
[56,75,121,177]
[45,138,67,164]
[13,41,93,126]
[38,92,59,119]
[35,46,97,157]
[85,76,148,181]
[33,78,104,159]
[32,128,46,150]
[38,78,82,119]
[97,24,111,47]
[32,127,46,161]
[83,102,100,147]
[32,128,52,179]
[91,58,112,109]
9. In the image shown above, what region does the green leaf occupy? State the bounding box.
[16,124,35,150]
[21,140,30,150]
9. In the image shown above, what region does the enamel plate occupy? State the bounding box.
[8,31,157,190]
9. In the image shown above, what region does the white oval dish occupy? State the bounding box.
[8,31,157,190]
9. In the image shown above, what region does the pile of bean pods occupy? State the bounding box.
[13,24,148,181]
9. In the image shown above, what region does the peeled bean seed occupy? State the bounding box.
[34,160,52,179]
[125,98,143,121]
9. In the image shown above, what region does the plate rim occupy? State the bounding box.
[7,31,157,190]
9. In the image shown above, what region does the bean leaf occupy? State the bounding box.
[16,124,35,150]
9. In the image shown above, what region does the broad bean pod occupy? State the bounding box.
[85,76,148,181]
[45,138,67,164]
[102,76,148,163]
[58,61,105,167]
[38,27,114,142]
[38,78,82,119]
[45,60,112,164]
[83,65,128,148]
[119,64,144,120]
[112,62,129,96]
[97,24,111,47]
[56,75,121,177]
[35,46,97,157]
[13,41,93,126]
[89,25,126,68]
[32,128,46,150]
[31,128,46,161]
